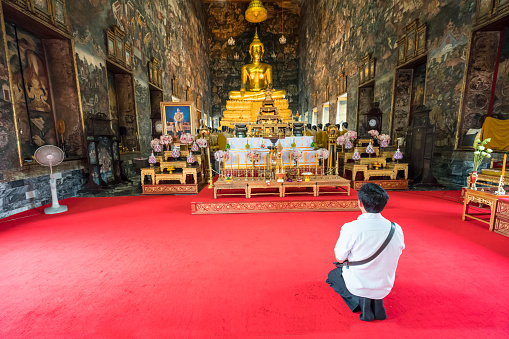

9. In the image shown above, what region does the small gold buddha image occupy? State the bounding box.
[229,29,286,101]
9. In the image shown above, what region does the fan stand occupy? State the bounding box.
[45,160,67,215]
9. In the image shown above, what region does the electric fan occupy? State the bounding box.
[34,145,68,214]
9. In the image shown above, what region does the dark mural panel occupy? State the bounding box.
[6,23,56,160]
[0,21,19,170]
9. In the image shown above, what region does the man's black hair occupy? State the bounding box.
[342,122,348,129]
[358,183,389,213]
[306,123,311,129]
[312,126,317,131]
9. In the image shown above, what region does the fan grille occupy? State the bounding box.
[34,145,65,167]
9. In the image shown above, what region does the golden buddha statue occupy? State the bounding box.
[229,30,286,101]
[221,29,291,128]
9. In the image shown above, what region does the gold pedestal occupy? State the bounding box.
[221,99,292,128]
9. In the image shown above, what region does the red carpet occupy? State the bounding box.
[0,191,508,338]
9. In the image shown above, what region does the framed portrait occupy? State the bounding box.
[116,36,124,63]
[53,0,66,25]
[397,37,406,64]
[32,0,50,14]
[124,43,132,68]
[161,101,195,137]
[497,0,509,13]
[417,25,427,54]
[476,0,493,24]
[369,58,376,80]
[107,31,115,58]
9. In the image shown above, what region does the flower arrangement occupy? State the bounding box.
[473,138,493,172]
[290,148,303,160]
[179,133,194,144]
[159,134,172,151]
[337,131,358,147]
[336,135,346,146]
[393,148,403,162]
[150,138,161,149]
[345,131,358,141]
[368,130,379,138]
[316,148,330,160]
[378,134,391,148]
[171,148,180,159]
[365,142,375,157]
[214,150,229,162]
[191,142,199,152]
[187,153,196,164]
[246,149,259,162]
[352,148,361,161]
[196,138,208,148]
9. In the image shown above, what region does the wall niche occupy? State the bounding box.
[3,3,85,165]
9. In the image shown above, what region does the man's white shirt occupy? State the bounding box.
[334,213,405,299]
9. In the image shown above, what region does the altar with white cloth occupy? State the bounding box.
[224,137,319,168]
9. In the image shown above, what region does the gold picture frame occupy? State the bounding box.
[397,37,406,64]
[53,0,66,26]
[107,31,116,58]
[476,0,494,24]
[115,36,123,63]
[161,101,195,137]
[405,20,417,59]
[124,43,132,68]
[338,72,347,95]
[496,0,509,14]
[417,25,427,54]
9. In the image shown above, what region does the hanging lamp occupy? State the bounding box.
[279,0,286,44]
[245,0,268,23]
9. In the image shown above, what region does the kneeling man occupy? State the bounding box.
[327,183,405,321]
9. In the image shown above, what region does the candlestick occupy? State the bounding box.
[502,154,507,177]
[230,154,233,174]
[336,154,339,176]
[218,156,221,178]
[315,156,318,178]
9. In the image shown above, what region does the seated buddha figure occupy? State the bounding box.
[229,30,286,101]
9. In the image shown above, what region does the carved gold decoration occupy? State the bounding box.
[397,20,427,66]
[148,58,162,89]
[143,185,199,195]
[191,199,359,215]
[359,54,375,86]
[105,26,132,71]
[337,72,347,96]
[353,180,409,190]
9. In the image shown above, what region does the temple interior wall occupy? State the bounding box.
[0,0,211,217]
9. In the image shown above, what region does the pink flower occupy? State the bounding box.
[196,139,208,148]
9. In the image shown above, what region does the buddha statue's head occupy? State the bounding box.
[249,29,264,62]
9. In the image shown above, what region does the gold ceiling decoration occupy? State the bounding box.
[245,0,268,23]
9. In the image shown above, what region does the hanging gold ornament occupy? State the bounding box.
[245,0,268,23]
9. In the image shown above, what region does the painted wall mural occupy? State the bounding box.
[206,2,300,117]
[6,23,56,160]
[300,0,476,148]
[0,15,18,170]
[68,0,210,156]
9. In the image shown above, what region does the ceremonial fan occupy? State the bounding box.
[34,145,68,214]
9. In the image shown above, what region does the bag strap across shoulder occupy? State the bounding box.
[345,222,396,267]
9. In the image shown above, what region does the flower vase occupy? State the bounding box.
[471,171,478,190]
[148,152,157,167]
